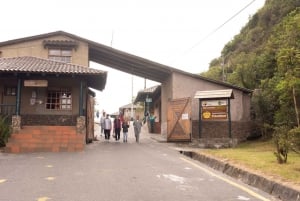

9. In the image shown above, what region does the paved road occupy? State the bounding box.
[0,123,279,201]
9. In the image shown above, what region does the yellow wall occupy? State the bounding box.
[0,35,89,67]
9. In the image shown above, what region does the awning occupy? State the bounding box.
[134,85,161,104]
[194,89,234,99]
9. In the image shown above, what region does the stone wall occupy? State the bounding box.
[21,114,77,126]
[192,120,253,141]
[11,115,21,133]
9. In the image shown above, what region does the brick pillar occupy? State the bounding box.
[12,115,21,133]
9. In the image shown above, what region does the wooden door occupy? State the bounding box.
[86,95,94,143]
[167,97,191,142]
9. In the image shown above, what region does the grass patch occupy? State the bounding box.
[200,139,300,185]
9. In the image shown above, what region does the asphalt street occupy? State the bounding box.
[0,123,280,201]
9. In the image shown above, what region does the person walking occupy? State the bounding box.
[104,114,112,140]
[149,113,156,133]
[122,119,130,143]
[100,112,106,137]
[113,115,122,141]
[133,115,143,143]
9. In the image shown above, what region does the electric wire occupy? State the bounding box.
[175,0,257,59]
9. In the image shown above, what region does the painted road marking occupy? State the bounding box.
[180,157,270,201]
[37,197,51,201]
[0,179,6,183]
[238,195,250,200]
[45,165,53,168]
[45,177,55,181]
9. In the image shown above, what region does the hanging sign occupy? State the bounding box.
[201,99,228,120]
[145,98,152,102]
[24,80,48,87]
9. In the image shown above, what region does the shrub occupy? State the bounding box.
[273,125,292,164]
[0,115,11,147]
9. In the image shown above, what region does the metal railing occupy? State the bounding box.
[0,104,16,116]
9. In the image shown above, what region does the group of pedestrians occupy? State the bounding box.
[100,112,143,143]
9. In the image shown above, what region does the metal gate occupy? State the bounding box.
[167,97,191,142]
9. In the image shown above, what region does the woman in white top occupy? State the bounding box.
[103,114,112,140]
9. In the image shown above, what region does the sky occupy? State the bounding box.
[0,0,265,114]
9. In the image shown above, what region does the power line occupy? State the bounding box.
[178,0,257,58]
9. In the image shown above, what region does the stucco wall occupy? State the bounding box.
[0,76,86,125]
[0,35,89,66]
[20,77,80,116]
[171,72,251,121]
[160,72,252,140]
[161,75,172,135]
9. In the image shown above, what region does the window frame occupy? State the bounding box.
[4,86,17,96]
[48,48,72,63]
[46,88,72,110]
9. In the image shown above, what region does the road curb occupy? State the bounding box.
[180,151,300,201]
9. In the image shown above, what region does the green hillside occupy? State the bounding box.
[201,0,300,129]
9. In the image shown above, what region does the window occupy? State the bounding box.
[46,88,72,110]
[5,87,17,96]
[48,49,72,63]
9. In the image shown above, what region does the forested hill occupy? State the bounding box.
[201,0,299,89]
[201,0,300,127]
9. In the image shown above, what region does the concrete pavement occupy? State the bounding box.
[0,121,298,201]
[147,128,300,201]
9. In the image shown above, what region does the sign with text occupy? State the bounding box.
[201,99,228,120]
[145,98,152,102]
[24,80,48,87]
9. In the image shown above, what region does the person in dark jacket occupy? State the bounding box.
[113,115,122,141]
[122,119,130,142]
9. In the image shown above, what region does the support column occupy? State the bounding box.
[12,115,21,133]
[13,78,22,133]
[16,78,21,115]
[76,116,86,134]
[79,81,84,116]
[76,116,86,144]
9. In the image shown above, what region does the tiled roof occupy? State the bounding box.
[0,56,107,91]
[119,103,142,109]
[134,85,161,103]
[43,40,78,48]
[0,56,105,75]
[140,85,159,93]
